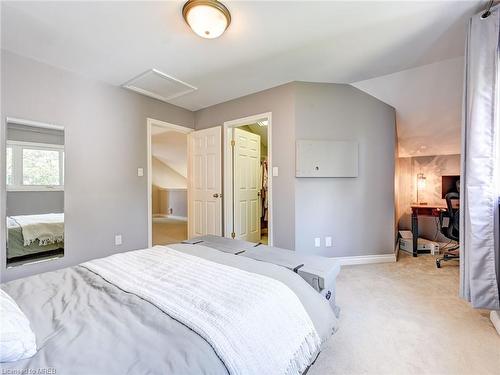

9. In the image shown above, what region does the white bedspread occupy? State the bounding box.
[83,246,321,375]
[11,213,64,246]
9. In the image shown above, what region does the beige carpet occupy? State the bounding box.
[261,234,268,245]
[152,217,187,245]
[310,252,500,375]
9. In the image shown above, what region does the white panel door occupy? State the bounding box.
[188,127,222,239]
[233,128,261,242]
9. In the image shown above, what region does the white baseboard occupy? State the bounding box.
[167,215,188,222]
[153,215,188,222]
[333,253,397,266]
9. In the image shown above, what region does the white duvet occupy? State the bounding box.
[11,213,64,246]
[83,246,321,375]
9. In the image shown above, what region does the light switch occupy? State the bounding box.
[325,237,332,247]
[137,168,144,177]
[314,237,321,247]
[272,167,279,177]
[115,235,122,246]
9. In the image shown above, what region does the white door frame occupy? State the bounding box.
[147,118,193,247]
[223,112,273,246]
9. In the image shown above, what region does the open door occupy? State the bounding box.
[187,126,222,239]
[233,128,261,242]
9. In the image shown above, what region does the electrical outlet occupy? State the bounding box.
[115,234,122,246]
[325,237,332,247]
[314,237,321,247]
[137,168,144,177]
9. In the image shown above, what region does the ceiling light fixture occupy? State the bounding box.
[182,0,231,39]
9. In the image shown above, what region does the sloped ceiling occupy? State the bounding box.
[247,123,268,147]
[1,1,484,156]
[352,57,464,157]
[152,156,187,189]
[1,1,482,111]
[151,128,187,178]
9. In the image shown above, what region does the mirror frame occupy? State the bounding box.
[4,117,65,268]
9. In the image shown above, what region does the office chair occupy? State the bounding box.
[436,192,459,268]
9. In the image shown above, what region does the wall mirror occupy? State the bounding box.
[5,119,65,267]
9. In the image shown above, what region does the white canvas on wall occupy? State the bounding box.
[296,140,358,177]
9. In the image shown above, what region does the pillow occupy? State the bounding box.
[0,289,37,362]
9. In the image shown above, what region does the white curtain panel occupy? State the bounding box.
[460,5,500,310]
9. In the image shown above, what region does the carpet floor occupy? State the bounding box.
[152,217,187,245]
[309,252,500,375]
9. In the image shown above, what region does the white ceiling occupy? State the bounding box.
[152,128,187,177]
[1,1,483,111]
[353,57,464,157]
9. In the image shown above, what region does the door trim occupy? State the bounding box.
[223,112,273,246]
[146,118,193,248]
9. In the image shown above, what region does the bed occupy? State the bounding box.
[7,214,64,263]
[0,242,338,375]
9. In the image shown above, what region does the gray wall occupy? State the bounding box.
[7,191,64,216]
[0,51,396,281]
[294,83,396,256]
[1,50,194,282]
[195,82,396,256]
[195,83,296,250]
[168,189,188,218]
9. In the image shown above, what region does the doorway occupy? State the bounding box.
[223,113,272,245]
[147,118,192,247]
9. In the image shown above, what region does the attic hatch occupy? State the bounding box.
[122,69,197,102]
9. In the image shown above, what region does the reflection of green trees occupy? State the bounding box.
[6,147,12,185]
[23,149,60,185]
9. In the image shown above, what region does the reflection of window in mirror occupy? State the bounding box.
[7,142,64,190]
[5,120,65,267]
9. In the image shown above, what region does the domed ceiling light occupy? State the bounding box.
[182,0,231,39]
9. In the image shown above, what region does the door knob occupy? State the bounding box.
[213,193,220,198]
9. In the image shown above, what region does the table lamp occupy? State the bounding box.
[417,173,427,205]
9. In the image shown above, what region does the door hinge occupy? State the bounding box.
[230,140,235,147]
[231,232,236,239]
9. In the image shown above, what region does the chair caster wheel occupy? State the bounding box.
[436,259,441,268]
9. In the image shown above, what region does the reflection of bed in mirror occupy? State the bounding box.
[6,213,64,265]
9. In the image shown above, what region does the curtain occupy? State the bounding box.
[460,5,500,310]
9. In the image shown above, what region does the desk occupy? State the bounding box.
[410,204,446,257]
